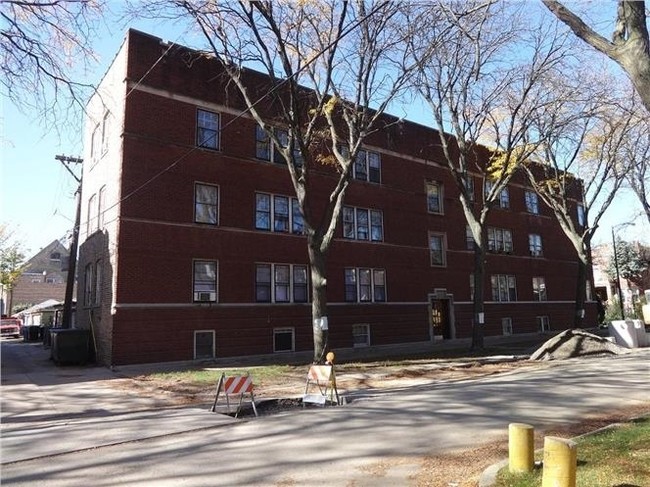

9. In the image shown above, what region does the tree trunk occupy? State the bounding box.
[308,237,328,363]
[7,288,14,316]
[574,256,588,328]
[471,244,486,350]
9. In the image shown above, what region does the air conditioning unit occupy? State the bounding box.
[196,292,216,302]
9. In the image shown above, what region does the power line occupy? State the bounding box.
[92,4,388,228]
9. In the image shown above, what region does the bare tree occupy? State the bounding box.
[542,0,650,112]
[620,95,650,224]
[166,0,413,362]
[1,0,103,125]
[406,1,573,348]
[521,68,631,326]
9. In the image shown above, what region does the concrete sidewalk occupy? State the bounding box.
[1,340,235,465]
[3,337,649,483]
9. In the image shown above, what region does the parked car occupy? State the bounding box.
[1,318,22,338]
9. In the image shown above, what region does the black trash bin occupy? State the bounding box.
[50,329,90,365]
[23,325,40,342]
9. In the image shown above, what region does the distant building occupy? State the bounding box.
[77,29,596,366]
[592,242,649,313]
[7,240,70,315]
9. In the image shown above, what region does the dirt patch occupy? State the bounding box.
[357,403,650,487]
[108,358,547,409]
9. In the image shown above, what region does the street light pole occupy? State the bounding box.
[611,222,636,320]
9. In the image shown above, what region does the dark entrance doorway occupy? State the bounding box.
[430,297,452,340]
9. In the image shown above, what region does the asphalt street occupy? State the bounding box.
[1,338,649,486]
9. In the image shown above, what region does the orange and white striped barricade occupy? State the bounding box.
[303,365,340,407]
[211,372,258,418]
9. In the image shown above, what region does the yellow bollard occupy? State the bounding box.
[542,436,577,487]
[509,423,535,473]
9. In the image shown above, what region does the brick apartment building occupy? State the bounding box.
[77,29,596,366]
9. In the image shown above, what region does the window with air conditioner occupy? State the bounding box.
[193,261,217,303]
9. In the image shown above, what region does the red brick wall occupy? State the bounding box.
[80,30,596,365]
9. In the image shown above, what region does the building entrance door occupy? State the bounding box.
[430,297,452,340]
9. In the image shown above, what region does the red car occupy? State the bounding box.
[1,318,22,338]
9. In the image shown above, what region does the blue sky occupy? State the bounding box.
[1,3,648,257]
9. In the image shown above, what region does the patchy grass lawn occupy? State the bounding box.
[495,416,650,487]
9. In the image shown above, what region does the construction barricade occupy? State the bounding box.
[211,372,258,418]
[303,364,340,407]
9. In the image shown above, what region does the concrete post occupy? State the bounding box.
[542,436,577,487]
[509,423,534,473]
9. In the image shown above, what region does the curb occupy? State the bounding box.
[478,416,649,487]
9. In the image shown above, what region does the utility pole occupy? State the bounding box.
[55,155,83,328]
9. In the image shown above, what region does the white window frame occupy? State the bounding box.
[353,149,381,183]
[352,324,371,347]
[273,327,295,353]
[98,185,106,230]
[342,206,383,242]
[193,260,218,303]
[344,268,386,303]
[87,193,97,235]
[94,260,102,306]
[194,330,215,359]
[529,233,543,257]
[469,274,475,301]
[465,226,476,251]
[537,316,550,332]
[101,111,110,155]
[532,276,547,301]
[255,263,309,303]
[525,190,539,214]
[426,181,443,214]
[195,183,219,225]
[488,227,513,253]
[255,192,304,234]
[196,109,220,150]
[501,317,513,336]
[491,274,517,302]
[463,176,475,201]
[84,263,94,306]
[90,124,100,162]
[428,232,446,266]
[484,181,509,209]
[577,203,585,227]
[256,125,303,166]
